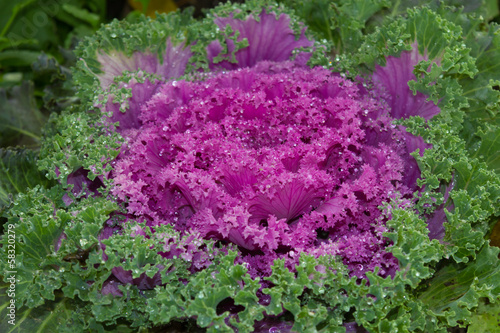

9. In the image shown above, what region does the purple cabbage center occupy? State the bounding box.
[108,60,422,281]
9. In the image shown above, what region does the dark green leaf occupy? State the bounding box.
[418,244,500,327]
[32,53,78,113]
[473,123,500,174]
[0,50,41,67]
[0,286,85,333]
[0,81,45,147]
[459,22,500,159]
[279,0,390,53]
[61,4,101,28]
[0,0,37,40]
[0,148,55,209]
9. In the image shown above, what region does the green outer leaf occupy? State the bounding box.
[0,148,55,209]
[386,0,497,20]
[0,186,118,309]
[278,0,391,53]
[484,0,500,20]
[61,4,101,28]
[276,0,335,42]
[0,81,45,148]
[0,50,41,67]
[333,0,391,53]
[468,300,500,333]
[385,207,444,288]
[452,20,500,173]
[100,223,265,331]
[0,0,37,38]
[263,254,354,332]
[38,108,122,188]
[472,121,500,175]
[0,186,66,308]
[0,286,84,333]
[32,52,78,114]
[279,0,497,59]
[418,244,500,327]
[460,23,500,119]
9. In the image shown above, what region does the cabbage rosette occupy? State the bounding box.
[2,1,499,332]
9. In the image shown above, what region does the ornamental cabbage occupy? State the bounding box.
[1,1,499,332]
[99,7,437,288]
